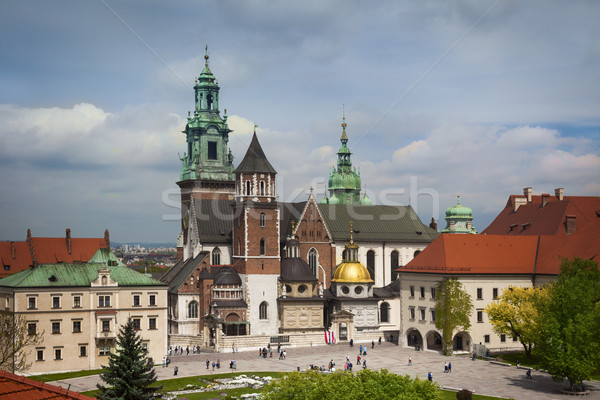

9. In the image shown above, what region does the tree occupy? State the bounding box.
[485,286,549,358]
[0,310,44,372]
[261,369,439,400]
[97,319,161,400]
[435,278,473,355]
[536,258,600,392]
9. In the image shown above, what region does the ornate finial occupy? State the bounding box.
[310,186,314,194]
[349,220,354,243]
[224,108,227,115]
[254,124,258,134]
[341,104,347,129]
[457,194,461,205]
[291,219,296,232]
[204,45,209,64]
[188,111,190,116]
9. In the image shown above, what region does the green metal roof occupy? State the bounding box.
[0,249,165,288]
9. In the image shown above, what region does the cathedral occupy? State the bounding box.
[161,51,439,351]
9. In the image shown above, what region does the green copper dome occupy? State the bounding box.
[360,193,372,205]
[442,195,477,234]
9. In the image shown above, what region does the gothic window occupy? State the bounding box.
[308,248,318,277]
[380,302,390,323]
[260,238,265,255]
[260,181,265,196]
[246,181,251,196]
[208,141,217,160]
[188,301,198,319]
[212,247,221,265]
[260,213,266,227]
[390,250,399,269]
[259,301,268,320]
[366,250,375,281]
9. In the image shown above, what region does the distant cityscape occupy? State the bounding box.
[112,243,178,269]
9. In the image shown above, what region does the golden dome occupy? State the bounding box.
[332,261,373,283]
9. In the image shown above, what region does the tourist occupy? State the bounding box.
[357,355,361,364]
[408,357,412,366]
[428,371,432,382]
[186,346,189,355]
[444,362,448,373]
[372,340,375,349]
[283,350,286,360]
[217,359,221,369]
[516,360,520,368]
[362,359,367,369]
[359,345,363,354]
[448,362,452,373]
[162,357,166,367]
[206,359,210,369]
[378,336,382,345]
[174,366,178,376]
[212,361,216,371]
[526,369,532,379]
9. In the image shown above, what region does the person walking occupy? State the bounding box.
[362,359,367,369]
[212,361,216,371]
[428,371,432,382]
[371,340,375,349]
[217,359,221,369]
[206,359,210,369]
[174,366,178,376]
[448,362,452,373]
[350,339,354,347]
[357,355,361,365]
[444,362,448,373]
[359,345,363,355]
[526,369,533,379]
[408,357,412,366]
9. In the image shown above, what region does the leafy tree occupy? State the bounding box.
[537,258,600,392]
[261,369,440,400]
[97,319,161,400]
[0,310,44,372]
[485,286,549,358]
[435,278,473,355]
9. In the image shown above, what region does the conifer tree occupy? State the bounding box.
[97,319,161,400]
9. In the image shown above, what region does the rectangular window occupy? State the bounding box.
[5,296,9,309]
[493,288,498,300]
[477,309,483,323]
[420,287,425,298]
[149,295,156,306]
[80,346,87,357]
[28,297,36,310]
[102,320,110,332]
[484,335,490,343]
[73,296,81,308]
[133,295,141,307]
[149,317,157,330]
[430,287,436,299]
[208,141,217,160]
[420,308,426,321]
[132,318,141,330]
[430,309,436,322]
[99,295,111,307]
[54,348,62,360]
[409,307,415,320]
[513,336,518,342]
[52,296,60,309]
[500,334,506,342]
[73,320,82,333]
[477,288,483,300]
[28,322,36,336]
[99,346,110,356]
[409,286,415,297]
[51,322,61,334]
[36,349,44,361]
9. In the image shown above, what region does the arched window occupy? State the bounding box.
[367,250,375,281]
[414,250,421,258]
[212,247,221,265]
[308,248,318,277]
[260,181,265,196]
[188,301,198,319]
[207,94,213,110]
[260,213,266,227]
[245,181,251,196]
[259,301,268,320]
[260,238,265,255]
[390,250,399,269]
[380,302,390,323]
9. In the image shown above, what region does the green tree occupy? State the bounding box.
[0,311,44,372]
[97,319,161,400]
[261,369,440,400]
[537,258,600,392]
[435,278,473,355]
[485,286,549,358]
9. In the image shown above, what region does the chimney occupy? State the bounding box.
[513,197,527,212]
[66,228,71,255]
[104,229,110,249]
[10,241,15,259]
[555,187,564,201]
[565,215,576,234]
[523,187,532,203]
[541,193,549,206]
[429,217,437,231]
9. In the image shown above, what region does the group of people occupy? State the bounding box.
[168,345,201,356]
[206,359,221,370]
[444,361,452,373]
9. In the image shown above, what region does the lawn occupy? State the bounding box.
[29,369,103,382]
[493,351,600,381]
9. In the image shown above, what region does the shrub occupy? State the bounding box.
[456,389,473,400]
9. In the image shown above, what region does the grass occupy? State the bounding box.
[28,369,103,382]
[493,351,600,381]
[439,390,510,400]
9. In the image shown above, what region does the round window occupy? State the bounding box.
[355,286,363,295]
[341,286,350,295]
[298,285,307,294]
[285,284,292,294]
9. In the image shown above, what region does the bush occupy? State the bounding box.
[456,389,472,400]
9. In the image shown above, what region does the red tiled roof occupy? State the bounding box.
[482,195,600,236]
[0,229,108,278]
[398,234,539,275]
[0,370,95,399]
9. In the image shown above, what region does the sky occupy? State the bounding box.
[1,0,599,244]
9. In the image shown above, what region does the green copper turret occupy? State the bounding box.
[179,48,235,183]
[321,115,363,204]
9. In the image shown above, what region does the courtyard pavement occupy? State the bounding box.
[54,342,600,399]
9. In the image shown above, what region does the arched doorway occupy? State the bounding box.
[406,328,423,350]
[453,331,472,352]
[425,330,443,351]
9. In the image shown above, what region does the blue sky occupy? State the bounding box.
[1,0,599,243]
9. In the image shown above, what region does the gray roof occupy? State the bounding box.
[212,266,242,285]
[194,199,234,244]
[373,279,401,298]
[317,204,439,243]
[279,202,307,240]
[162,252,208,293]
[280,258,318,282]
[212,299,247,308]
[234,133,277,174]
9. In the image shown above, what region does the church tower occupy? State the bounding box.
[232,130,281,335]
[177,48,236,257]
[321,114,368,205]
[441,195,477,234]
